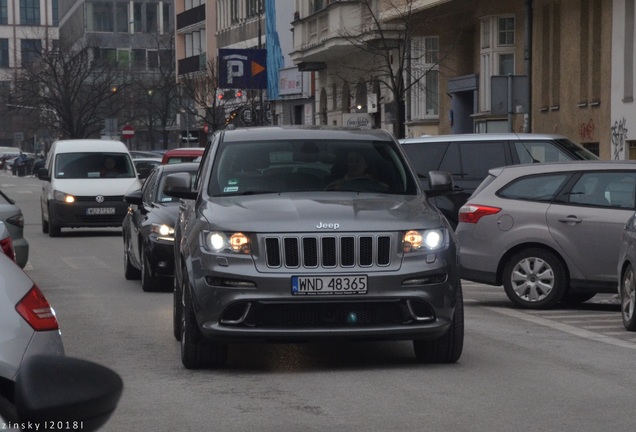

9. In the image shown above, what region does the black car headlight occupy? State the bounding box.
[203,231,251,254]
[150,223,174,241]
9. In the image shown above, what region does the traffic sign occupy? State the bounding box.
[122,125,135,139]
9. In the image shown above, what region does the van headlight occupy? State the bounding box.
[403,229,446,253]
[203,231,251,254]
[53,190,75,203]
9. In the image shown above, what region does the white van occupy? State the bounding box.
[38,139,142,237]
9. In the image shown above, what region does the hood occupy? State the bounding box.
[199,193,442,232]
[51,178,142,197]
[150,202,181,226]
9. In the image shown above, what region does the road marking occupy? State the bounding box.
[484,306,636,350]
[61,256,109,269]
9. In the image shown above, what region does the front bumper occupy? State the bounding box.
[49,199,128,228]
[189,247,460,343]
[146,238,176,278]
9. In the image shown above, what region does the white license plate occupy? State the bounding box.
[86,207,115,215]
[291,275,367,295]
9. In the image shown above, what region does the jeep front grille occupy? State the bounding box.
[264,234,392,269]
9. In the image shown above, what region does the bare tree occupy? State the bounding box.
[129,35,180,150]
[12,38,129,140]
[334,0,465,138]
[178,58,228,136]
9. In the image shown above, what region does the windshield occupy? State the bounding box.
[208,139,417,196]
[54,152,136,179]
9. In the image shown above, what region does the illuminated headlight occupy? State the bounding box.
[203,231,251,254]
[403,229,446,253]
[53,190,75,203]
[151,223,174,241]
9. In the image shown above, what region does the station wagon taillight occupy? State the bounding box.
[15,285,60,331]
[458,205,501,224]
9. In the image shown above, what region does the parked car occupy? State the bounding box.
[38,139,142,237]
[400,133,599,227]
[164,126,462,369]
[123,162,200,292]
[456,161,636,309]
[617,212,636,331]
[0,252,65,422]
[0,188,29,268]
[161,147,204,164]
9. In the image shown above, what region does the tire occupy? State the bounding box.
[141,247,156,292]
[413,282,464,363]
[173,275,183,341]
[560,292,596,306]
[123,234,141,280]
[502,248,567,309]
[181,274,227,369]
[41,211,49,234]
[620,264,636,331]
[47,205,61,237]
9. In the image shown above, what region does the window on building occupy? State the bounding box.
[21,39,41,65]
[148,50,158,69]
[116,3,129,33]
[51,0,58,26]
[231,0,239,23]
[162,3,171,33]
[146,3,158,33]
[1,0,8,25]
[133,2,142,33]
[0,39,8,67]
[410,36,439,119]
[87,2,113,32]
[480,16,515,112]
[159,50,172,69]
[132,49,145,69]
[246,0,259,17]
[20,0,40,25]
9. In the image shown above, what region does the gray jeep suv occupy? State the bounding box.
[165,127,463,368]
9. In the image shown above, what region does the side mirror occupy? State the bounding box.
[37,168,50,181]
[164,173,197,200]
[426,171,454,197]
[124,189,143,205]
[15,355,123,432]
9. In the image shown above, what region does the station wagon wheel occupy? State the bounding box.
[413,282,464,363]
[502,248,567,309]
[620,264,636,331]
[181,270,228,369]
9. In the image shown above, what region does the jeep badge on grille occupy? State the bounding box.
[316,222,340,229]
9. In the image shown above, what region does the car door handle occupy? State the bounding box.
[558,216,582,224]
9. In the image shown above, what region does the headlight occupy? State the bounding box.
[53,190,75,203]
[203,231,251,254]
[150,223,174,241]
[403,229,446,253]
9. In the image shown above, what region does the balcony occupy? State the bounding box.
[290,0,401,68]
[176,4,205,32]
[178,53,206,76]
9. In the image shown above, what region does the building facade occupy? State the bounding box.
[0,0,59,149]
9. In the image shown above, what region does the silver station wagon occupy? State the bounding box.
[164,126,464,368]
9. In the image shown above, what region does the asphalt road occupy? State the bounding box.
[3,172,635,432]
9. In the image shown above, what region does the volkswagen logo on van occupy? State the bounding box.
[95,195,105,203]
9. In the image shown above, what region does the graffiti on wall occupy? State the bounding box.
[611,118,629,160]
[579,119,595,142]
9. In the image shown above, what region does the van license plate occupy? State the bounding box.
[291,275,367,295]
[86,207,115,215]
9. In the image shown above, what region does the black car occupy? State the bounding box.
[123,162,199,291]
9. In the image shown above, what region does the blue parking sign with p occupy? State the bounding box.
[219,49,267,90]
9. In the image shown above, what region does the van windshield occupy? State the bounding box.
[54,152,135,179]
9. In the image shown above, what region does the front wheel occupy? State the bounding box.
[502,248,567,309]
[48,205,61,237]
[413,282,464,363]
[181,275,227,369]
[141,247,156,292]
[123,234,141,280]
[621,264,636,331]
[173,275,182,341]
